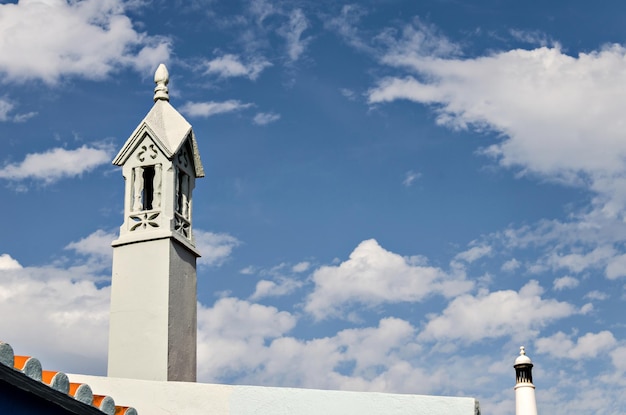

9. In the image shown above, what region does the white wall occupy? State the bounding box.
[68,374,479,415]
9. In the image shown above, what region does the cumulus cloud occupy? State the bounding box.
[194,230,241,266]
[536,331,616,359]
[197,297,296,379]
[420,280,576,343]
[367,21,626,292]
[0,145,113,184]
[305,239,473,320]
[196,299,495,397]
[204,53,271,80]
[180,100,253,118]
[0,0,170,83]
[0,264,110,374]
[65,229,115,261]
[197,299,423,392]
[253,112,281,125]
[553,276,579,291]
[369,40,626,190]
[605,253,626,279]
[0,253,22,270]
[610,346,626,372]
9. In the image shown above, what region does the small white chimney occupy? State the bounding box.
[107,64,204,382]
[514,346,538,415]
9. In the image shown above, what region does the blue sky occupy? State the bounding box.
[2,0,626,413]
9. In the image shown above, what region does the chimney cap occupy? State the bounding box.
[515,346,532,365]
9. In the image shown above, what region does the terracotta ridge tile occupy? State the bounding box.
[3,340,138,415]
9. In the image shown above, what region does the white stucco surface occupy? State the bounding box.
[108,237,197,381]
[515,384,537,415]
[68,374,479,415]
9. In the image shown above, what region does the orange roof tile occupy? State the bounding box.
[0,340,138,415]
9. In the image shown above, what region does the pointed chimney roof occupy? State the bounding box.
[112,64,204,178]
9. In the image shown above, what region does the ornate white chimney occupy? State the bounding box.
[514,346,538,415]
[107,64,204,382]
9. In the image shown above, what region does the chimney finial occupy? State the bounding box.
[154,64,169,102]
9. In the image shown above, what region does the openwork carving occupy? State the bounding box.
[136,144,158,162]
[129,211,160,231]
[174,213,190,238]
[177,148,190,169]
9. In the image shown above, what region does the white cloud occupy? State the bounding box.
[0,0,170,84]
[247,261,308,299]
[0,145,113,184]
[580,302,594,314]
[239,265,256,275]
[280,9,311,62]
[454,244,492,263]
[180,100,252,118]
[197,297,296,379]
[196,302,495,397]
[535,331,616,359]
[367,26,626,295]
[553,276,579,291]
[65,229,115,261]
[194,230,241,266]
[501,258,521,272]
[402,170,421,187]
[198,300,422,391]
[325,5,372,54]
[204,53,271,80]
[250,277,303,300]
[253,112,281,125]
[420,281,576,343]
[0,98,12,121]
[605,253,626,279]
[610,346,626,372]
[376,18,461,63]
[292,261,310,273]
[305,239,473,320]
[0,97,36,122]
[0,253,22,270]
[546,245,615,274]
[0,265,110,374]
[248,0,277,26]
[369,42,626,191]
[585,290,608,301]
[509,29,552,47]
